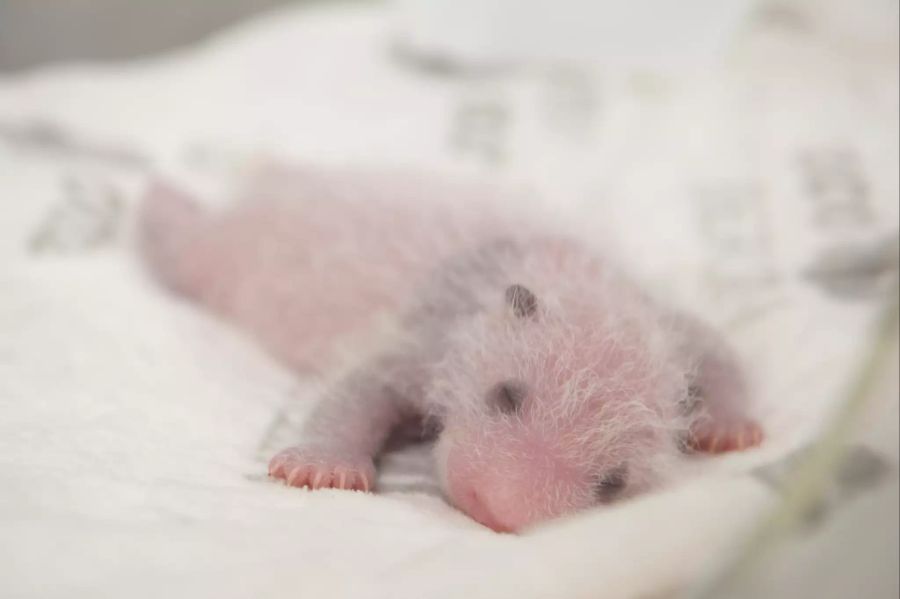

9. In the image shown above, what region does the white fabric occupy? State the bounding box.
[0,3,897,598]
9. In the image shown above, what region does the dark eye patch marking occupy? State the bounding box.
[505,284,538,318]
[421,414,444,440]
[594,465,628,502]
[488,380,529,414]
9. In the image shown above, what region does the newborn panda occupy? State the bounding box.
[140,164,763,532]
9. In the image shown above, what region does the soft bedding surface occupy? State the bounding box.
[0,3,897,598]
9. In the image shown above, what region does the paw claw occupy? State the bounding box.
[688,419,764,455]
[268,455,287,478]
[311,471,327,489]
[286,466,308,487]
[750,425,764,447]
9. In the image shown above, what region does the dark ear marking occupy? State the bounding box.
[488,380,528,414]
[505,284,538,318]
[594,465,628,502]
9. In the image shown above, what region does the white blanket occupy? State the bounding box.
[0,3,897,598]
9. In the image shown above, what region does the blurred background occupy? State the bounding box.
[0,0,297,71]
[1,0,894,70]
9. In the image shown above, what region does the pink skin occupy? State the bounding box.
[140,165,763,533]
[443,437,582,533]
[429,285,694,531]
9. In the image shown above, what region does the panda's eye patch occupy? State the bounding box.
[594,465,628,502]
[487,380,528,414]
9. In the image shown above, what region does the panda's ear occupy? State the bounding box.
[505,284,538,318]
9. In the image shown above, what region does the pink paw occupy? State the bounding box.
[268,445,376,492]
[687,419,764,454]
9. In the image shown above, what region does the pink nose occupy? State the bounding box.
[444,441,580,532]
[460,488,513,533]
